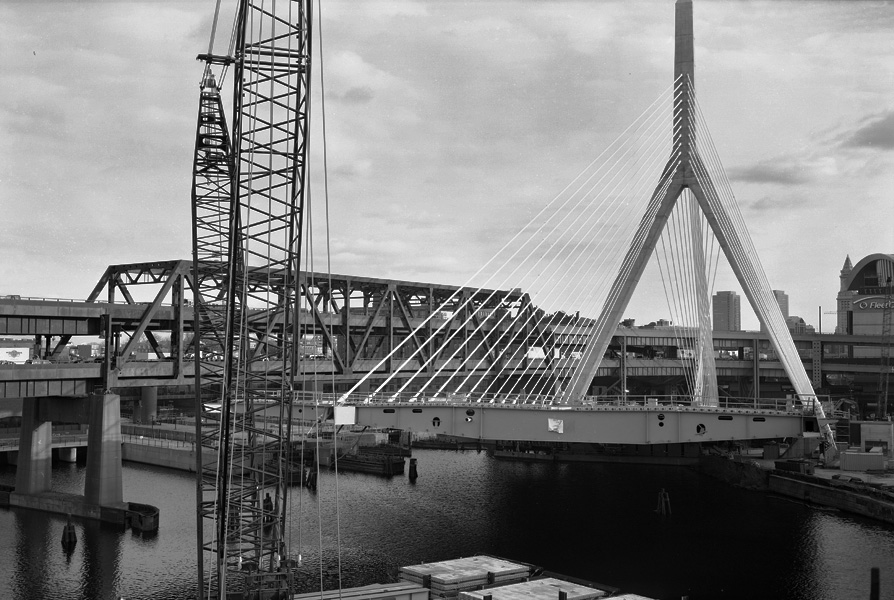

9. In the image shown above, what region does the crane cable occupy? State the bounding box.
[313,0,346,594]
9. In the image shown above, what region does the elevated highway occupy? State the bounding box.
[0,260,889,413]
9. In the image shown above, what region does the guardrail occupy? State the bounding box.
[291,390,820,414]
[0,433,89,451]
[0,295,88,303]
[122,433,196,451]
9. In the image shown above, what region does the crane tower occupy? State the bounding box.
[190,0,312,598]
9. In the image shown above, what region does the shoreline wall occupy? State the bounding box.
[122,442,215,473]
[698,455,894,525]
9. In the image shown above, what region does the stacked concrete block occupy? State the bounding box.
[400,556,531,599]
[458,578,609,600]
[292,582,429,600]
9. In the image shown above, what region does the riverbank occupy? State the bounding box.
[698,454,894,525]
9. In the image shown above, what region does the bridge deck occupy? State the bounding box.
[330,395,811,445]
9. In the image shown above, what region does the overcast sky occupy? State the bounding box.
[1,0,892,331]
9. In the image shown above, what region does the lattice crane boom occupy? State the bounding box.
[190,1,312,598]
[880,276,892,420]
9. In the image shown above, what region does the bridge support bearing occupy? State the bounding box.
[84,392,124,506]
[14,400,52,494]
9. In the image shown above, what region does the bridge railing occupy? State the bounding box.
[122,433,197,451]
[0,294,90,303]
[0,433,89,452]
[294,390,815,414]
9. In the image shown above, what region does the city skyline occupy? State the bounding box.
[1,1,892,332]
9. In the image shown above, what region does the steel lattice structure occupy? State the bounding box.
[190,0,311,598]
[191,70,238,597]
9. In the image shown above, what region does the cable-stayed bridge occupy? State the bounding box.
[1,1,835,450]
[331,0,834,452]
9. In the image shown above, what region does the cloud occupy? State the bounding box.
[340,86,375,104]
[840,111,894,150]
[742,194,810,213]
[727,160,811,186]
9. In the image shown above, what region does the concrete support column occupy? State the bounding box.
[57,447,78,463]
[84,392,124,507]
[138,386,158,425]
[15,400,53,495]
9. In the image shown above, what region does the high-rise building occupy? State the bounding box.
[761,289,790,332]
[772,290,789,319]
[712,291,741,331]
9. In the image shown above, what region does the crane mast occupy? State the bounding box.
[190,1,312,598]
[880,276,892,420]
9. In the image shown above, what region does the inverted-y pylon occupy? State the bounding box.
[562,0,830,439]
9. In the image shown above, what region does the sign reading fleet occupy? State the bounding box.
[855,296,894,311]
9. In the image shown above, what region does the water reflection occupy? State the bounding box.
[1,452,894,600]
[80,519,123,600]
[14,510,54,600]
[803,505,893,599]
[12,510,125,600]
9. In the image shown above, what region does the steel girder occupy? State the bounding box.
[295,274,547,391]
[84,260,192,388]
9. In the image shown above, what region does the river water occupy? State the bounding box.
[1,449,893,600]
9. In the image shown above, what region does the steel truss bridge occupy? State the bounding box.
[0,259,886,402]
[0,259,887,407]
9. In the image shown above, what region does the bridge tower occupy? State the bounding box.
[562,0,833,448]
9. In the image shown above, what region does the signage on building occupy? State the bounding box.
[854,296,894,311]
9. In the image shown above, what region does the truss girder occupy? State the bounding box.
[82,260,193,388]
[294,275,531,383]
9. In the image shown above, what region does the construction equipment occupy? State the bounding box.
[190,1,313,598]
[879,276,892,420]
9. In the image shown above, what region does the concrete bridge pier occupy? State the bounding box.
[14,400,52,495]
[57,447,78,463]
[136,386,157,425]
[10,392,127,520]
[84,391,123,506]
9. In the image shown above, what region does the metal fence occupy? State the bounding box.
[293,390,822,414]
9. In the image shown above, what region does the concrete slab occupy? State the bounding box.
[401,556,529,583]
[458,578,608,600]
[400,556,531,597]
[291,582,429,600]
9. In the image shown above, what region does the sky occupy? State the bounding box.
[1,0,892,332]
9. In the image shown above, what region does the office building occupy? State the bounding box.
[712,291,741,331]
